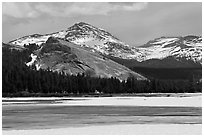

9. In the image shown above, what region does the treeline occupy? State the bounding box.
[130,67,202,80]
[2,45,202,97]
[108,55,202,80]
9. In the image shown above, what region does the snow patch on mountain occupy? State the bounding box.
[11,35,50,46]
[150,37,179,47]
[26,53,37,67]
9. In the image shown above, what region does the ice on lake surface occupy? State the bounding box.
[2,94,202,135]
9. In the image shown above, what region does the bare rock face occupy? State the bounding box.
[27,37,146,81]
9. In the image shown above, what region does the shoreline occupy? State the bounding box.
[2,93,202,107]
[3,124,202,135]
[2,92,202,98]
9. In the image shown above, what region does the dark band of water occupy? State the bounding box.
[3,105,202,130]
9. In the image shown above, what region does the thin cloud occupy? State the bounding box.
[109,2,148,11]
[3,3,40,18]
[2,2,148,19]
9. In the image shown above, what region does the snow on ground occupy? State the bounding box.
[2,93,202,107]
[54,96,202,107]
[3,124,201,135]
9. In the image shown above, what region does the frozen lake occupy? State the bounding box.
[2,94,202,135]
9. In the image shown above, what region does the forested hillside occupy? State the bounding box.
[108,56,202,80]
[2,44,202,97]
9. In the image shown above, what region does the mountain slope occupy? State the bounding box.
[9,22,131,55]
[26,37,146,80]
[135,36,202,63]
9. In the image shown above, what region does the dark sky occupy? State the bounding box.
[2,2,202,46]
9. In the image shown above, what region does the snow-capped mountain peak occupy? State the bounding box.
[63,22,121,44]
[8,23,202,64]
[9,22,133,58]
[135,36,202,63]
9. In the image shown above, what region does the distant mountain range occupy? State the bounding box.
[5,22,202,80]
